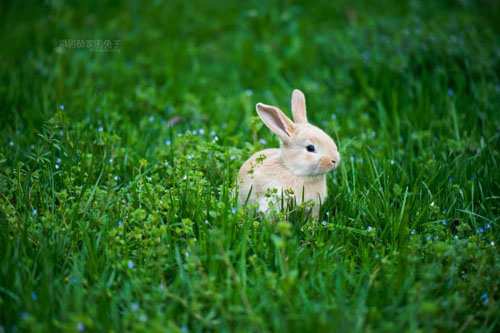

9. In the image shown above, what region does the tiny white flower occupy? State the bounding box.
[491,241,495,246]
[411,229,416,235]
[390,160,395,165]
[430,202,435,207]
[204,219,209,225]
[188,154,194,160]
[9,141,14,147]
[55,164,59,170]
[185,252,190,257]
[199,128,205,135]
[114,176,118,181]
[109,158,113,164]
[213,136,219,142]
[182,175,187,180]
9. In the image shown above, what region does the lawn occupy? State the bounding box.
[1,0,500,331]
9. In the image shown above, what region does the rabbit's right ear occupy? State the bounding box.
[256,103,296,142]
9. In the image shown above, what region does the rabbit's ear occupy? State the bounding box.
[291,89,308,124]
[256,103,296,142]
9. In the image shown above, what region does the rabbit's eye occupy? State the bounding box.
[306,145,316,152]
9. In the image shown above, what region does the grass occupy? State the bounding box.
[1,0,500,331]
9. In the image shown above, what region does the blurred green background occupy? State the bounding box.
[1,0,500,331]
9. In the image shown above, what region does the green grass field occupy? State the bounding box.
[1,0,500,331]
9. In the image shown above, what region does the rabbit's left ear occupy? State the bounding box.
[291,89,308,124]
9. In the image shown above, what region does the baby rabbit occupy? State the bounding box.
[237,89,340,218]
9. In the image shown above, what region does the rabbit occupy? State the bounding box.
[236,89,340,218]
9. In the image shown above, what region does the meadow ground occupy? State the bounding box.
[1,0,500,331]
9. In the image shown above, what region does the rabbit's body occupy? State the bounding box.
[236,89,340,218]
[238,148,327,214]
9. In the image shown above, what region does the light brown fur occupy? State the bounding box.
[236,89,340,218]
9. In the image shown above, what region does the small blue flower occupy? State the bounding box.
[453,235,458,240]
[77,322,85,331]
[187,154,194,160]
[448,177,452,183]
[31,291,38,301]
[192,130,198,135]
[204,219,209,225]
[20,311,28,320]
[30,145,35,150]
[158,283,164,290]
[448,88,454,97]
[56,157,62,163]
[442,220,447,226]
[165,140,171,146]
[245,89,253,96]
[55,164,59,170]
[374,254,379,259]
[426,235,431,242]
[60,104,65,110]
[485,223,490,229]
[477,227,484,233]
[128,260,134,269]
[433,136,438,142]
[32,209,37,216]
[131,302,139,311]
[98,126,103,132]
[350,156,355,162]
[481,292,488,305]
[118,221,123,227]
[366,226,372,232]
[411,229,416,235]
[434,235,438,241]
[230,155,236,160]
[210,130,216,137]
[232,207,236,214]
[185,252,190,257]
[164,161,169,167]
[9,141,14,147]
[114,176,118,181]
[199,128,205,135]
[322,220,327,226]
[109,158,113,164]
[182,175,187,181]
[491,241,495,246]
[71,276,78,283]
[149,116,154,122]
[259,138,267,145]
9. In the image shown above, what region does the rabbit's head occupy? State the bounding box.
[256,89,340,176]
